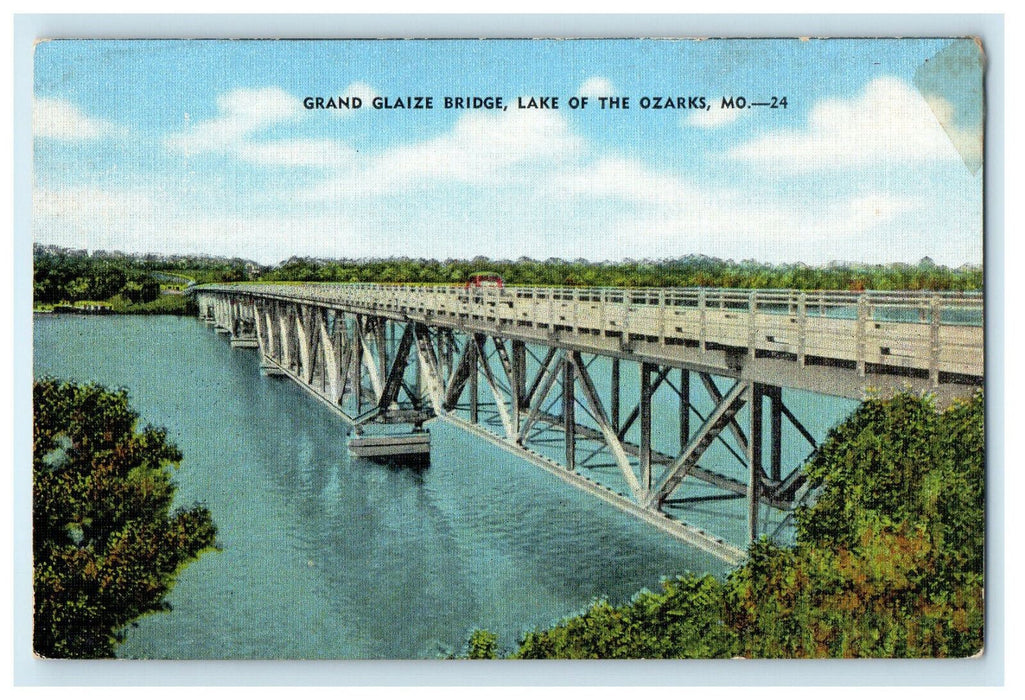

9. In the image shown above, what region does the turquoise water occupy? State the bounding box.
[33,315,855,659]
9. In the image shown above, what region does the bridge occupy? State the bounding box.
[194,283,983,565]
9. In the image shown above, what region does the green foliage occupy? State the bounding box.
[725,391,985,658]
[33,379,218,658]
[798,392,984,567]
[36,246,982,301]
[482,391,983,659]
[106,292,194,316]
[464,629,500,659]
[33,245,258,311]
[257,254,981,291]
[511,575,738,659]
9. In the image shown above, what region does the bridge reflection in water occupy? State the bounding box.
[195,284,983,565]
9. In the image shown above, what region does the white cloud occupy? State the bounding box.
[843,193,919,229]
[340,81,379,105]
[729,77,964,169]
[306,108,586,198]
[34,185,157,223]
[33,98,123,142]
[390,108,583,178]
[33,185,161,251]
[33,172,975,267]
[236,138,357,169]
[165,86,301,155]
[686,105,741,129]
[550,156,709,209]
[165,86,360,169]
[573,188,939,265]
[33,183,328,262]
[578,76,615,98]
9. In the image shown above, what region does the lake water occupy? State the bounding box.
[33,314,855,659]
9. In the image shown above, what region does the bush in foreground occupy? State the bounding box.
[33,379,217,658]
[463,391,984,659]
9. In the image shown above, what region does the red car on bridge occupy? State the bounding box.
[464,272,504,289]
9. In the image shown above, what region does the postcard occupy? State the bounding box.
[31,37,984,662]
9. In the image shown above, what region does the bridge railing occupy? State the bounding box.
[254,283,982,316]
[330,285,984,329]
[197,283,983,380]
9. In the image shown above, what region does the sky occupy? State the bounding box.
[32,38,984,266]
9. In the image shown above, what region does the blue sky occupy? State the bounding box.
[32,39,983,266]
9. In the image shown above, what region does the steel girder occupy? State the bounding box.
[213,294,823,562]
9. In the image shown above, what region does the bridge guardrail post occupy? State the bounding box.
[658,289,666,344]
[599,288,608,337]
[748,290,757,359]
[548,290,555,336]
[856,295,868,376]
[699,289,707,352]
[930,294,941,387]
[572,287,579,334]
[797,292,807,366]
[623,290,632,348]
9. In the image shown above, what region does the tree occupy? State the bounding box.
[724,391,984,658]
[468,391,984,659]
[463,629,500,659]
[513,575,738,659]
[33,379,217,658]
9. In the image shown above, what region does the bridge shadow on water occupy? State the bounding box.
[351,453,431,475]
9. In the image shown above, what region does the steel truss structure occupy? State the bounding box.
[197,291,867,565]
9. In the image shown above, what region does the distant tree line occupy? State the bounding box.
[34,247,162,305]
[259,254,982,291]
[33,246,983,313]
[32,246,260,311]
[58,246,262,280]
[462,391,984,659]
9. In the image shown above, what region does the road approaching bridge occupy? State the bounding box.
[195,283,983,564]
